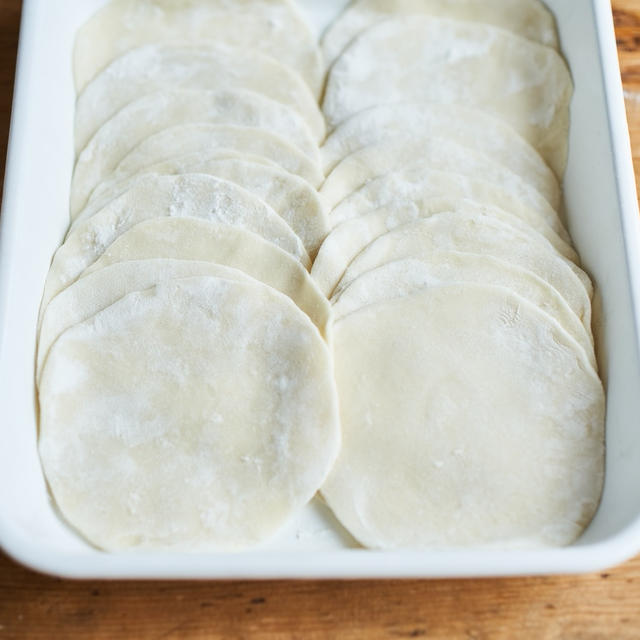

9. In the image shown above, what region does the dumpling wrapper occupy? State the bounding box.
[75,43,324,151]
[323,284,604,549]
[37,258,332,383]
[328,168,567,239]
[331,255,596,369]
[323,16,572,176]
[312,199,577,298]
[72,150,279,225]
[333,211,593,329]
[76,157,329,258]
[71,124,323,221]
[320,137,562,223]
[320,103,560,212]
[73,0,324,96]
[71,89,320,215]
[47,217,332,343]
[321,0,558,66]
[39,276,340,551]
[41,173,310,318]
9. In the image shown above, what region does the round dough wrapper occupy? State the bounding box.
[320,103,559,207]
[323,16,572,176]
[71,124,323,221]
[51,217,332,342]
[77,157,329,258]
[323,284,604,549]
[321,0,558,66]
[41,173,310,316]
[334,212,593,329]
[328,168,566,239]
[320,103,562,211]
[331,255,596,369]
[312,199,576,298]
[114,123,323,188]
[73,0,324,97]
[71,89,320,215]
[75,44,325,152]
[39,276,340,550]
[38,259,257,383]
[320,138,562,226]
[73,150,279,226]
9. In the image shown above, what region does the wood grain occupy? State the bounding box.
[0,0,19,196]
[1,2,640,639]
[615,0,640,180]
[0,558,639,640]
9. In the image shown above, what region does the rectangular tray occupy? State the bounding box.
[1,0,640,579]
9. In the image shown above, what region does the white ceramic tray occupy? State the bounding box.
[1,0,640,579]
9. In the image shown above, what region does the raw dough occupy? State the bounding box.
[329,169,567,236]
[37,259,258,382]
[73,150,279,225]
[323,284,604,548]
[75,43,324,151]
[321,0,558,66]
[40,276,339,550]
[333,211,593,329]
[71,89,320,214]
[323,17,572,176]
[76,157,329,257]
[42,173,310,315]
[73,0,324,96]
[312,199,577,297]
[71,124,323,220]
[320,103,560,207]
[332,255,596,369]
[55,217,332,341]
[320,137,561,218]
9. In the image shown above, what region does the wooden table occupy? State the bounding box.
[1,2,640,638]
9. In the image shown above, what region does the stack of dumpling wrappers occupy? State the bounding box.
[36,0,605,552]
